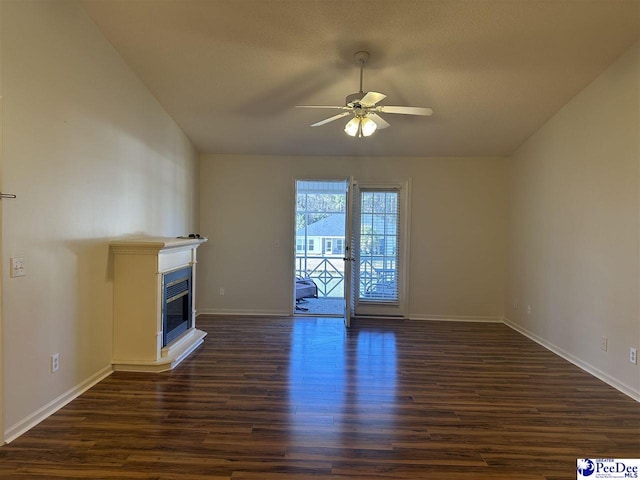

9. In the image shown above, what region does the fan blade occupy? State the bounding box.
[296,105,349,110]
[377,105,433,116]
[359,91,387,107]
[368,113,390,129]
[310,112,351,127]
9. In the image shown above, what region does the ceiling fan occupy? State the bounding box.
[297,51,433,138]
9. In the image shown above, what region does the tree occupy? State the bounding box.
[296,193,346,231]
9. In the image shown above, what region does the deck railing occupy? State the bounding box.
[295,256,344,297]
[295,256,397,300]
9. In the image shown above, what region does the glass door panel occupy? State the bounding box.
[354,184,407,318]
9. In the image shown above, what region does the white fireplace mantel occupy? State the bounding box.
[110,236,207,372]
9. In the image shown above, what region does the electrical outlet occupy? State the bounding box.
[630,347,637,365]
[10,257,26,277]
[526,304,532,315]
[219,288,225,296]
[600,336,608,352]
[51,354,59,373]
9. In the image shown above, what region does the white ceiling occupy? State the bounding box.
[81,0,640,157]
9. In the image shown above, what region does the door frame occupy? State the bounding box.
[0,95,5,443]
[343,176,355,327]
[290,178,412,321]
[292,178,349,317]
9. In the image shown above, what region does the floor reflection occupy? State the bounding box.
[356,329,397,405]
[288,318,346,443]
[288,318,398,448]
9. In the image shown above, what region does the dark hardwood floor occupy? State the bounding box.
[1,316,638,479]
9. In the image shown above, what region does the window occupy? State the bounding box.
[296,238,304,252]
[307,239,315,251]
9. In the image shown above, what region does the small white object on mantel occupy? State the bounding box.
[110,236,208,372]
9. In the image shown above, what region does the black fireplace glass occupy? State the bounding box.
[162,266,192,347]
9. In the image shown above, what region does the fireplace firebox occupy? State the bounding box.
[163,266,192,347]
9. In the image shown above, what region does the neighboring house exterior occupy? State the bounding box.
[295,213,398,257]
[296,214,346,256]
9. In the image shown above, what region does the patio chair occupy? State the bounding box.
[295,276,318,311]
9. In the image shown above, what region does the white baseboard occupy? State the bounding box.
[504,318,639,402]
[3,365,114,444]
[408,314,504,323]
[197,308,290,317]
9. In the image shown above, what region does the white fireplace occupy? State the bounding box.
[110,237,207,372]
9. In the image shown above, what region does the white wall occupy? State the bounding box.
[198,154,508,320]
[506,42,640,399]
[1,1,199,440]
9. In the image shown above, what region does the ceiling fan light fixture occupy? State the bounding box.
[344,117,360,137]
[361,117,377,137]
[344,116,377,138]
